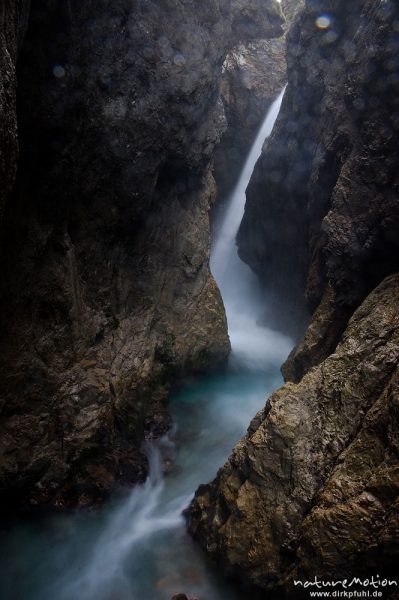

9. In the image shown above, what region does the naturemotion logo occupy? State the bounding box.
[293,575,398,598]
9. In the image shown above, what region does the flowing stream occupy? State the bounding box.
[0,88,291,600]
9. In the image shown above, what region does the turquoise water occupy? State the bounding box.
[0,368,284,600]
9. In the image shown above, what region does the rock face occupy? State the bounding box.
[238,0,399,365]
[188,273,399,593]
[188,0,399,594]
[0,0,30,223]
[0,0,283,509]
[281,0,304,23]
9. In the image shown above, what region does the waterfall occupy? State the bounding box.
[211,87,290,370]
[211,87,286,284]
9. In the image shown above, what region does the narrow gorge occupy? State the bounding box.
[0,0,398,599]
[0,0,284,510]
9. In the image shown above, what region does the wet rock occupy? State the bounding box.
[188,273,399,592]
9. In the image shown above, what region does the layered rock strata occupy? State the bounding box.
[0,0,283,509]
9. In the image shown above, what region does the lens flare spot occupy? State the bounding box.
[316,15,331,29]
[173,53,186,67]
[53,64,66,78]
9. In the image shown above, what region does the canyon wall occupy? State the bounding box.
[0,0,283,509]
[238,0,399,373]
[188,0,399,594]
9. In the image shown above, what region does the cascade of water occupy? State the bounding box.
[61,88,289,598]
[211,87,290,370]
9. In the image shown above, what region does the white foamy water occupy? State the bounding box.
[211,88,286,283]
[0,88,291,600]
[211,87,292,369]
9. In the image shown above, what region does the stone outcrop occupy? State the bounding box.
[238,0,399,367]
[188,273,399,593]
[188,0,399,594]
[0,0,283,509]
